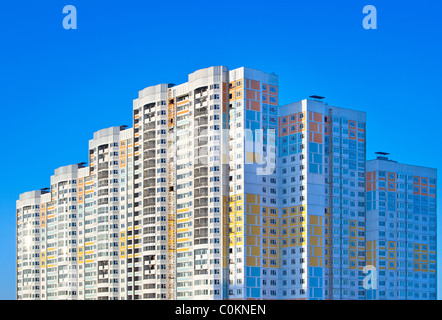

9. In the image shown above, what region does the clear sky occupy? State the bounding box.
[0,0,440,300]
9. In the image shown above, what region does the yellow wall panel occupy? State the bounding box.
[251,205,260,215]
[251,225,260,235]
[309,257,319,267]
[309,215,319,225]
[246,214,256,225]
[310,236,318,246]
[247,256,256,266]
[246,194,256,204]
[246,236,256,246]
[251,246,260,256]
[314,226,322,236]
[314,247,323,256]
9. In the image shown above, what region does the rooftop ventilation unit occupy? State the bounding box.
[309,95,325,101]
[375,152,390,161]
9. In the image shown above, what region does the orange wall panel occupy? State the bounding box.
[313,133,322,143]
[250,80,260,90]
[313,112,322,122]
[246,89,255,100]
[250,100,260,111]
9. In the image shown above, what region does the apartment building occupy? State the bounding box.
[17,126,133,300]
[17,189,46,300]
[132,67,230,300]
[276,99,367,300]
[16,66,436,300]
[227,75,367,300]
[366,153,437,299]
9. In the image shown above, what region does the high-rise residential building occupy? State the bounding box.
[132,67,230,300]
[365,153,437,300]
[16,66,436,300]
[277,99,367,300]
[16,126,134,300]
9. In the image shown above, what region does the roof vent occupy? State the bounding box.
[375,152,390,160]
[77,162,87,168]
[309,95,325,101]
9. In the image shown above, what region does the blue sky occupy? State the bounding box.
[0,0,440,300]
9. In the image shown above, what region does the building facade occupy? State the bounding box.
[366,154,437,299]
[16,126,134,300]
[277,99,367,300]
[16,66,436,300]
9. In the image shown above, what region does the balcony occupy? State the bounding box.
[97,189,109,197]
[195,149,208,166]
[194,228,208,238]
[144,141,155,150]
[144,159,155,168]
[195,208,208,218]
[144,122,155,131]
[194,128,208,138]
[144,129,155,140]
[98,163,109,170]
[194,218,208,228]
[98,171,109,179]
[143,207,155,216]
[144,169,155,178]
[144,177,155,186]
[194,135,208,146]
[195,117,208,126]
[194,187,208,198]
[144,150,155,159]
[194,167,208,178]
[194,198,208,208]
[97,180,108,188]
[194,177,208,188]
[195,141,208,149]
[144,187,155,195]
[144,199,155,206]
[143,180,155,188]
[194,107,207,118]
[98,198,108,206]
